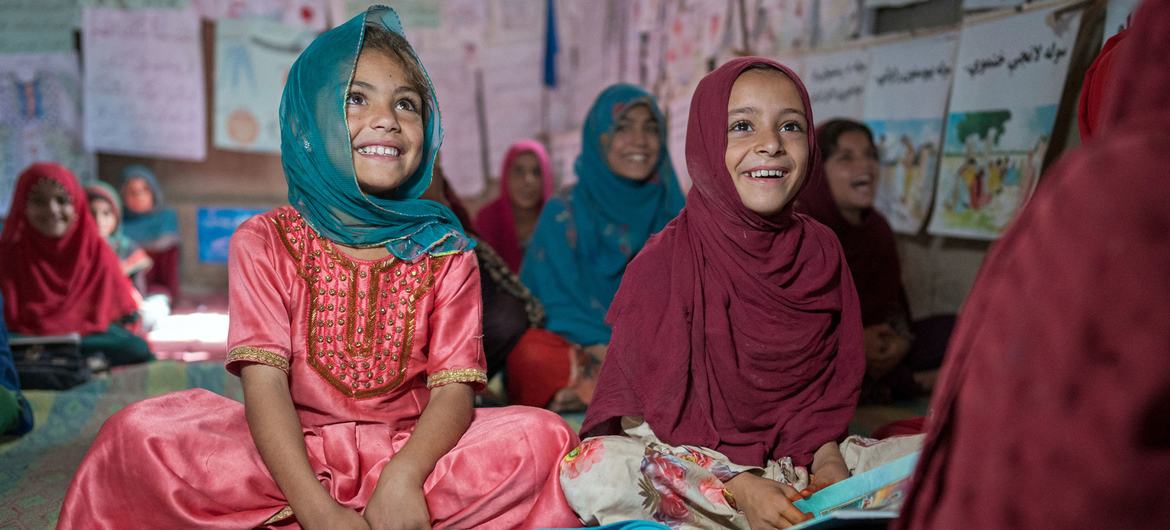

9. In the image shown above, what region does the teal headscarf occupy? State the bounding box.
[280,5,471,260]
[119,164,179,245]
[521,84,684,346]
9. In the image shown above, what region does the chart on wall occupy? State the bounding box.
[0,52,97,218]
[800,47,868,122]
[214,17,316,153]
[82,6,207,160]
[927,4,1082,239]
[862,31,958,234]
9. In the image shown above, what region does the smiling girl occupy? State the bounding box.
[561,58,866,529]
[57,7,579,529]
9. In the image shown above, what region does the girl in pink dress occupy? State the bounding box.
[57,6,580,529]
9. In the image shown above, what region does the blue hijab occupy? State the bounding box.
[521,84,684,346]
[119,164,179,245]
[280,5,470,260]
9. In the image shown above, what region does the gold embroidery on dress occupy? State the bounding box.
[271,210,449,399]
[426,368,488,388]
[262,505,294,525]
[227,346,289,373]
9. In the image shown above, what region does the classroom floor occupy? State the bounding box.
[0,361,927,529]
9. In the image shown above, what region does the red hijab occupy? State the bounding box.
[0,163,139,336]
[582,57,864,468]
[798,120,905,327]
[473,140,554,272]
[896,2,1170,528]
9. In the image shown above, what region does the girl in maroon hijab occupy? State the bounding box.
[799,119,951,404]
[0,163,153,366]
[895,1,1170,528]
[474,140,555,273]
[560,58,866,529]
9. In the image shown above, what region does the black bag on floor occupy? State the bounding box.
[9,333,90,390]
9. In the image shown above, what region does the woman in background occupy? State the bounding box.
[474,139,555,274]
[517,84,684,410]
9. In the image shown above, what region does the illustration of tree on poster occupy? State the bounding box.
[928,3,1081,239]
[862,31,958,234]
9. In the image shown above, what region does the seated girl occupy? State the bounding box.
[561,58,868,529]
[516,84,685,411]
[474,139,555,274]
[57,7,579,528]
[118,164,181,301]
[87,181,153,294]
[798,119,952,403]
[0,163,153,368]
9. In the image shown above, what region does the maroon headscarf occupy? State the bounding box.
[0,163,139,335]
[798,120,905,327]
[473,140,554,272]
[896,1,1170,528]
[581,57,864,468]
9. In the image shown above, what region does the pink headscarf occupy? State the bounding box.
[581,57,864,467]
[896,1,1170,528]
[473,140,554,272]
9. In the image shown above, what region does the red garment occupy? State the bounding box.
[798,122,905,327]
[505,328,572,408]
[473,140,554,273]
[581,57,864,468]
[896,2,1170,528]
[1077,28,1129,140]
[0,163,138,336]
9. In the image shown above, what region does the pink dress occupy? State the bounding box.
[58,207,582,529]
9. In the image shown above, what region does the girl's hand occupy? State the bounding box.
[364,471,432,530]
[724,472,813,529]
[299,501,370,530]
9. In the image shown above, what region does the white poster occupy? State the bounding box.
[749,0,814,55]
[1103,0,1140,42]
[665,80,697,193]
[214,17,316,153]
[862,31,959,234]
[928,4,1082,239]
[800,47,869,122]
[0,52,96,217]
[83,7,207,160]
[193,0,327,30]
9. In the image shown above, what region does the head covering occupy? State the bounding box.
[0,163,139,336]
[895,2,1170,528]
[1077,28,1129,140]
[474,139,555,272]
[118,164,179,245]
[581,58,864,468]
[798,119,904,327]
[86,181,139,261]
[520,84,684,347]
[280,5,471,260]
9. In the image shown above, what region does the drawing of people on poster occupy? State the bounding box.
[928,4,1081,239]
[862,31,958,234]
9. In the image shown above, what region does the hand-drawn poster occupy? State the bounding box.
[0,0,77,53]
[814,0,863,48]
[800,47,868,122]
[748,0,813,55]
[487,0,543,46]
[83,7,207,160]
[328,0,439,29]
[193,0,327,30]
[862,31,958,234]
[665,81,697,192]
[0,52,96,218]
[928,5,1082,239]
[214,17,316,153]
